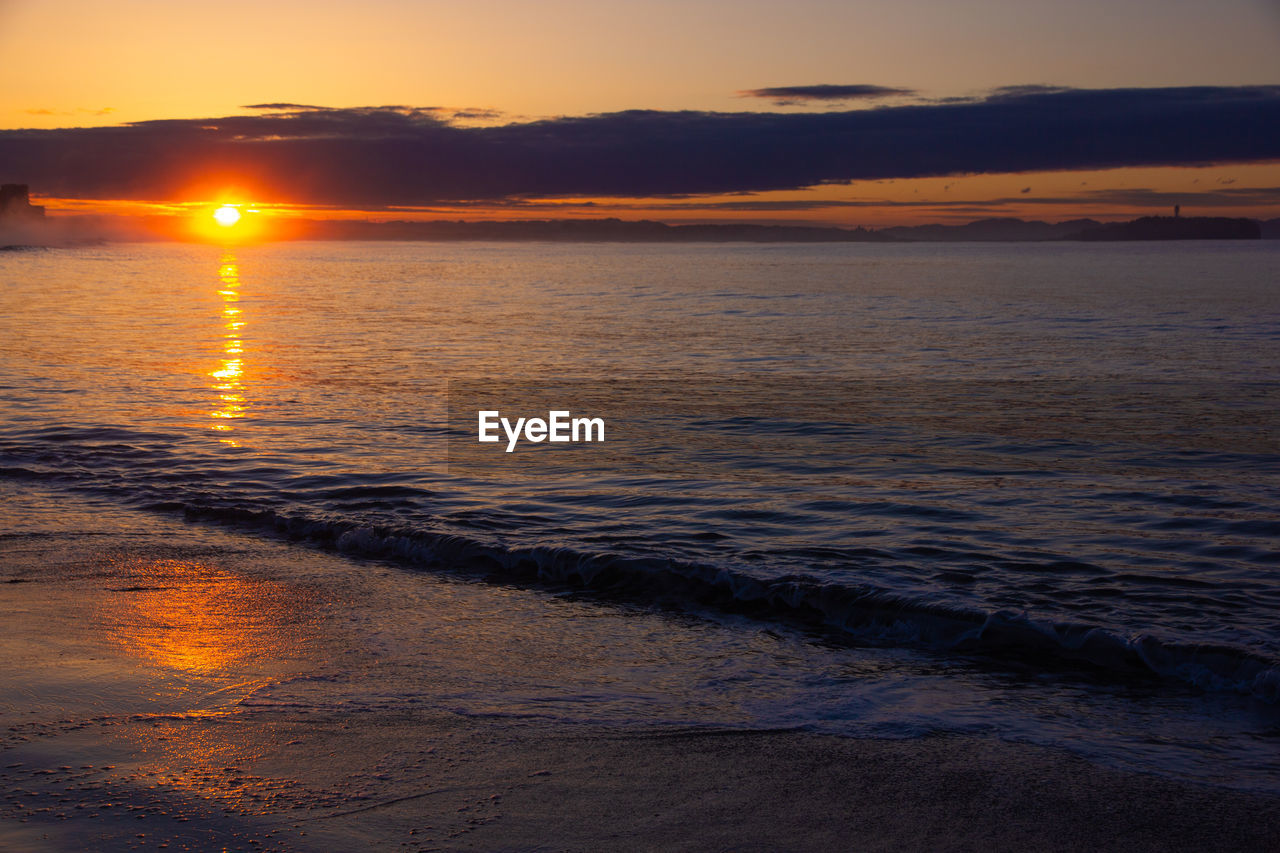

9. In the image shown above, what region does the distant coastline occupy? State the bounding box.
[263,213,1275,243]
[3,205,1278,247]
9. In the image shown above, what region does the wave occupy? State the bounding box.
[134,495,1280,705]
[1,427,1276,703]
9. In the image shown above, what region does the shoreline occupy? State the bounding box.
[2,488,1278,851]
[6,711,1280,851]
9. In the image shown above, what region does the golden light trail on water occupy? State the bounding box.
[210,253,246,446]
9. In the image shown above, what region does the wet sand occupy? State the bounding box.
[2,490,1277,852]
[6,711,1280,852]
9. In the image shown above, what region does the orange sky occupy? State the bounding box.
[37,162,1280,233]
[3,0,1278,229]
[5,1,1278,129]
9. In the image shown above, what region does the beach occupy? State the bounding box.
[5,3,1280,848]
[3,483,1279,852]
[2,240,1278,850]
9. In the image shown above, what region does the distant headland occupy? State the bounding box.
[1069,216,1261,241]
[882,215,1266,242]
[0,184,45,221]
[286,214,1271,243]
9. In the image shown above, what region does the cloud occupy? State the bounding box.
[242,103,503,123]
[2,86,1278,206]
[22,106,114,117]
[985,84,1075,100]
[495,185,1280,214]
[739,84,916,105]
[446,108,504,122]
[1070,185,1280,206]
[242,102,327,111]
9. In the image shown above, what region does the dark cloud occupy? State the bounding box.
[2,86,1278,206]
[1055,186,1280,207]
[242,102,327,111]
[447,108,505,122]
[245,102,503,123]
[684,186,1280,212]
[739,84,916,105]
[468,186,1280,215]
[985,84,1075,100]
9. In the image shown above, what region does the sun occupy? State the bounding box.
[195,201,267,242]
[213,205,242,227]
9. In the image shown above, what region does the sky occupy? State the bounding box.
[1,0,1278,228]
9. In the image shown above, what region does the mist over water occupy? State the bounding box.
[1,240,1278,790]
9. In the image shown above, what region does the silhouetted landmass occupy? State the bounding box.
[0,184,45,220]
[4,181,1278,245]
[0,184,75,248]
[293,218,896,243]
[286,215,1267,243]
[881,218,1101,242]
[1070,216,1261,241]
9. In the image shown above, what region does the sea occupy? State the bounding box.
[1,239,1277,791]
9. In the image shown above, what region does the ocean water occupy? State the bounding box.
[1,240,1278,790]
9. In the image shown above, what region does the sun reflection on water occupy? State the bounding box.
[95,558,325,816]
[210,252,247,445]
[104,559,296,676]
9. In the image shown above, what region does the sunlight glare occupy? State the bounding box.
[213,205,242,227]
